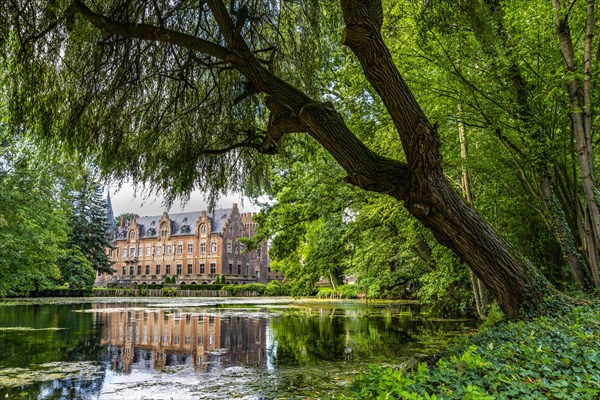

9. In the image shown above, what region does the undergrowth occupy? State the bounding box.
[350,301,600,399]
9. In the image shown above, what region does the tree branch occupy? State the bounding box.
[200,139,261,155]
[66,0,229,61]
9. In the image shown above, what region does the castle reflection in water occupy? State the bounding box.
[93,304,268,373]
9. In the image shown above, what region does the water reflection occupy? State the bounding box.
[0,300,476,399]
[94,305,267,373]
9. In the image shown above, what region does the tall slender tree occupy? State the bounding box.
[67,172,114,274]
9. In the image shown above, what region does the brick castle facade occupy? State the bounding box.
[97,202,283,286]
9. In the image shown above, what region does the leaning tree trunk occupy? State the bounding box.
[70,0,560,318]
[336,0,557,318]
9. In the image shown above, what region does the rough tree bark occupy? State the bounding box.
[65,0,561,317]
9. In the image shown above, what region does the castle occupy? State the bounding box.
[96,202,282,286]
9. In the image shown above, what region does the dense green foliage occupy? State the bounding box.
[66,172,114,274]
[0,129,67,296]
[316,285,359,299]
[222,282,282,296]
[57,248,96,292]
[352,303,600,399]
[0,120,113,295]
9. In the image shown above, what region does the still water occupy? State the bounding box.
[0,297,475,399]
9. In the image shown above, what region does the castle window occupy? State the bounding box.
[200,263,205,274]
[166,264,171,275]
[160,223,168,238]
[187,264,193,274]
[122,266,126,275]
[226,240,232,253]
[129,247,135,257]
[138,246,143,257]
[156,245,161,255]
[129,266,134,276]
[123,246,127,257]
[146,246,151,256]
[181,224,190,234]
[156,265,161,274]
[166,245,172,255]
[176,264,182,275]
[237,264,241,275]
[211,242,217,253]
[228,263,233,274]
[130,231,136,240]
[200,224,206,234]
[210,262,216,274]
[145,265,150,275]
[200,242,206,253]
[177,244,183,254]
[137,265,142,275]
[257,248,261,258]
[187,243,193,254]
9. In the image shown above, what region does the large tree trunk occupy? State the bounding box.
[337,1,556,317]
[70,0,560,318]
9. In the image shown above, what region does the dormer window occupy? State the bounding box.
[160,223,169,238]
[130,231,136,240]
[200,224,207,234]
[181,225,190,234]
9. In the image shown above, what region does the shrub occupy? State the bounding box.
[145,284,163,290]
[316,285,358,299]
[179,284,224,291]
[222,283,266,295]
[264,280,289,296]
[57,248,96,293]
[161,287,176,297]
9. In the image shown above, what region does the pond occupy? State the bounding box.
[0,297,476,399]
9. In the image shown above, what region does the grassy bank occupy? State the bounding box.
[351,302,600,399]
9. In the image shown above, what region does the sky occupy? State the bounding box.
[108,182,262,218]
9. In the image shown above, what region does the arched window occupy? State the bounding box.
[130,231,136,240]
[200,224,206,234]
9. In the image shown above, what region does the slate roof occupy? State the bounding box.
[116,209,233,239]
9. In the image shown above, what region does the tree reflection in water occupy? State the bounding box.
[0,300,475,398]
